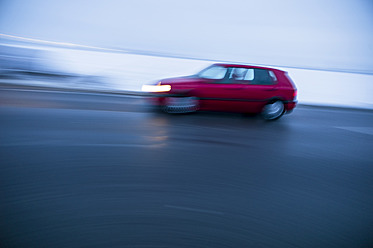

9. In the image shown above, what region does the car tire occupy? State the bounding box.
[261,100,285,120]
[163,96,199,114]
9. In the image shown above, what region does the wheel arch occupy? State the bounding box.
[261,97,286,120]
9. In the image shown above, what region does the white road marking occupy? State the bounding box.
[335,126,373,136]
[164,205,224,215]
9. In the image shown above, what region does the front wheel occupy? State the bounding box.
[163,96,199,114]
[261,100,285,120]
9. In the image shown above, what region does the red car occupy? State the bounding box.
[142,63,297,120]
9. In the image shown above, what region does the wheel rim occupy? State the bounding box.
[163,97,199,113]
[262,101,284,120]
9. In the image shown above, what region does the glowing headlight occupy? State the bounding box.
[142,84,171,92]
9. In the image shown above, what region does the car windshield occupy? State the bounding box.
[197,65,228,79]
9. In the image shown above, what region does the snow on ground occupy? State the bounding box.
[284,68,373,109]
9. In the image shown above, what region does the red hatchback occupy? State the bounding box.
[142,64,297,120]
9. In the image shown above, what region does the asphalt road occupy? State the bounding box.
[1,88,373,248]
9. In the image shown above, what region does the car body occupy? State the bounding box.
[142,63,297,120]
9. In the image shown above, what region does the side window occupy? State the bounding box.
[228,68,275,84]
[251,69,275,85]
[244,69,254,81]
[229,68,247,81]
[229,68,254,82]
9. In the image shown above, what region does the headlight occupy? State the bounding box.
[142,83,171,92]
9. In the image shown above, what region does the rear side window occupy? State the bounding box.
[269,70,277,82]
[251,69,275,85]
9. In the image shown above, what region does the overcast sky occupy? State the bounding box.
[1,0,372,71]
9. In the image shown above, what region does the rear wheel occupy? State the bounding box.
[163,96,199,114]
[261,100,285,120]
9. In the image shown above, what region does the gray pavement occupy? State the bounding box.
[1,88,373,248]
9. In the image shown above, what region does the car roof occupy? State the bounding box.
[214,63,286,73]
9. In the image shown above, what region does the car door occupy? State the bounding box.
[193,67,278,113]
[193,67,248,112]
[234,68,279,113]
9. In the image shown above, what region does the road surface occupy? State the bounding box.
[1,87,373,248]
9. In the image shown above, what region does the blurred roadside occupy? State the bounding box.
[1,36,373,110]
[0,44,111,91]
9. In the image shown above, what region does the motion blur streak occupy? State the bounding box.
[1,88,373,247]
